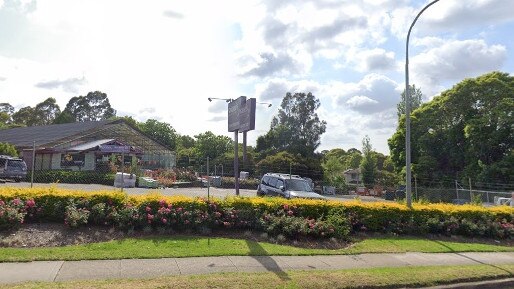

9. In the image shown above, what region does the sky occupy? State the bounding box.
[1,0,513,154]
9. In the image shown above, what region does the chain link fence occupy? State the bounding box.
[1,151,513,206]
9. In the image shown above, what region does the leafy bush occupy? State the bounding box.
[0,187,512,239]
[29,170,115,185]
[64,203,90,228]
[0,199,26,229]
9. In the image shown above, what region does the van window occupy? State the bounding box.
[0,158,6,167]
[276,179,284,188]
[268,177,277,188]
[262,176,270,185]
[7,160,27,170]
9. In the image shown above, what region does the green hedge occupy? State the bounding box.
[1,187,513,239]
[27,170,115,185]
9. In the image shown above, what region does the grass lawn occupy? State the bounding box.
[0,235,513,262]
[2,264,514,289]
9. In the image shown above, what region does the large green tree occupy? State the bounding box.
[60,91,116,122]
[139,119,178,151]
[33,97,61,125]
[360,135,376,187]
[256,92,327,158]
[397,84,423,120]
[388,71,514,184]
[193,131,232,161]
[0,142,18,157]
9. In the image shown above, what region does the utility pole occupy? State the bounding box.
[405,0,440,209]
[207,157,210,201]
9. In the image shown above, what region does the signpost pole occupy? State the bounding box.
[242,131,247,169]
[234,130,239,196]
[121,152,124,193]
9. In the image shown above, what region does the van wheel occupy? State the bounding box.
[14,178,21,183]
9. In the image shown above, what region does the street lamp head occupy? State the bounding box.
[268,103,272,108]
[208,98,212,102]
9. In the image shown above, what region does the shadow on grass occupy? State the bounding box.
[245,239,291,281]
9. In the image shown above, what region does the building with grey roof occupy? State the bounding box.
[0,119,175,171]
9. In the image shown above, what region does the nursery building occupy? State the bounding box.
[0,119,175,171]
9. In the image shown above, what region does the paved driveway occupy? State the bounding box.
[0,181,388,203]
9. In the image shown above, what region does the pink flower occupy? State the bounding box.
[283,204,289,210]
[146,206,152,212]
[26,199,36,208]
[159,200,167,207]
[12,199,21,206]
[0,200,5,206]
[185,220,190,224]
[223,222,230,227]
[162,218,167,224]
[147,214,154,220]
[287,210,293,216]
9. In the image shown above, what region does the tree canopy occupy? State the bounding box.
[388,71,514,184]
[60,91,116,122]
[138,119,178,151]
[256,92,326,158]
[397,84,423,120]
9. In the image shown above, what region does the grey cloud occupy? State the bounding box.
[35,76,86,93]
[208,101,228,113]
[163,10,184,19]
[412,39,506,86]
[259,81,289,101]
[306,16,367,42]
[242,53,300,78]
[262,17,292,48]
[364,51,395,71]
[364,110,396,130]
[139,107,156,114]
[337,74,399,114]
[424,0,514,31]
[208,116,226,122]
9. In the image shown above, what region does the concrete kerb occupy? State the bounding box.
[417,278,514,289]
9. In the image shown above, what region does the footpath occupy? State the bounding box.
[0,252,513,285]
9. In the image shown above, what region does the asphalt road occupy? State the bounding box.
[0,181,388,203]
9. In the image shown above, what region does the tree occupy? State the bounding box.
[389,71,514,184]
[178,135,195,149]
[322,153,347,189]
[193,131,232,161]
[255,151,323,180]
[12,106,35,126]
[139,119,178,151]
[61,91,116,122]
[360,135,376,187]
[0,142,18,157]
[397,84,423,120]
[33,97,61,125]
[256,92,327,157]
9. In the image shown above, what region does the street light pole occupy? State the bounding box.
[405,0,440,208]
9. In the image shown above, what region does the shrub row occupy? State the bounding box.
[1,187,513,239]
[28,171,115,186]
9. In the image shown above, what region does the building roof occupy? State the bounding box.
[0,120,115,148]
[66,139,115,152]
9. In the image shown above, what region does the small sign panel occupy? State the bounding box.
[227,96,256,132]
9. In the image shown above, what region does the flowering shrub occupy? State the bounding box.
[0,187,512,239]
[64,203,90,228]
[0,199,30,230]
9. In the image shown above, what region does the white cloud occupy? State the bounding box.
[336,73,401,114]
[411,39,507,94]
[350,48,397,72]
[35,76,86,93]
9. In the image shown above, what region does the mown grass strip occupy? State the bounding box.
[2,264,513,289]
[0,236,512,262]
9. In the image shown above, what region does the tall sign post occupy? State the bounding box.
[228,96,256,196]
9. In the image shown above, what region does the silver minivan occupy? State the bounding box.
[0,155,28,182]
[257,173,325,200]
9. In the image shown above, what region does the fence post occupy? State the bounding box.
[414,176,418,201]
[468,177,472,201]
[30,141,35,188]
[121,152,125,193]
[207,157,210,201]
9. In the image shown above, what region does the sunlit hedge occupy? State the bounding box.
[1,187,512,239]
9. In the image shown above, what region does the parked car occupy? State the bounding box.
[0,155,28,182]
[257,173,325,200]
